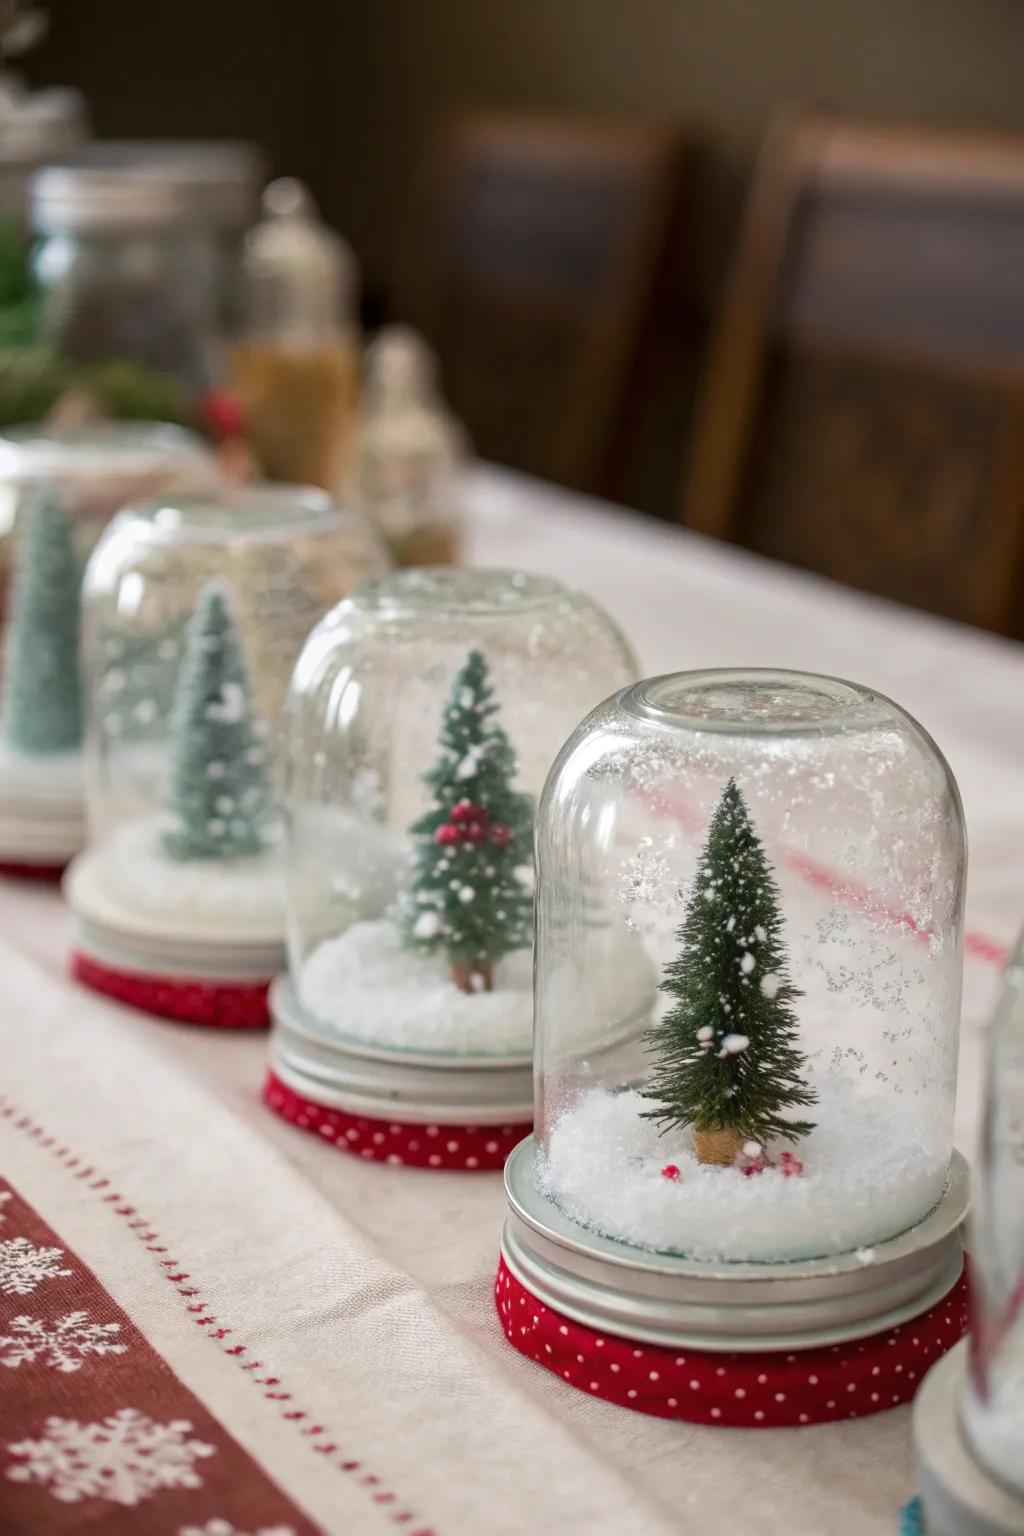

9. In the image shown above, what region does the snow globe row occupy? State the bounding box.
[61,483,389,1025]
[264,567,638,1168]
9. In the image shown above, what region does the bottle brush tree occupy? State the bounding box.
[642,777,817,1166]
[161,583,272,862]
[398,647,533,993]
[1,490,82,754]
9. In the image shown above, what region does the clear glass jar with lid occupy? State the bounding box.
[265,567,636,1166]
[231,178,359,491]
[532,668,966,1265]
[497,667,969,1425]
[66,483,389,1027]
[30,142,262,388]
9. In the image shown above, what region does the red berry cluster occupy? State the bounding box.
[434,800,512,848]
[740,1148,804,1178]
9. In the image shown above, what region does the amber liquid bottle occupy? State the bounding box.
[231,178,359,492]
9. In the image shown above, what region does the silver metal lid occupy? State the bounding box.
[0,74,87,167]
[914,1342,1024,1535]
[503,1135,968,1352]
[31,140,264,234]
[269,976,533,1125]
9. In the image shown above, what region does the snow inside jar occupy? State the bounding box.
[64,483,389,1027]
[496,669,969,1427]
[265,566,637,1167]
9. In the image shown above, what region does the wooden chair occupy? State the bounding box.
[684,112,1024,636]
[397,111,691,500]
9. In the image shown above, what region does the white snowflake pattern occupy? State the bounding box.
[179,1521,297,1536]
[0,1311,127,1373]
[0,1237,73,1297]
[6,1409,215,1505]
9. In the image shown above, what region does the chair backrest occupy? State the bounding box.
[398,111,688,498]
[684,112,1024,635]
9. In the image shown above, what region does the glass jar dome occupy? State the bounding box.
[533,668,966,1265]
[81,484,389,863]
[964,936,1024,1496]
[284,566,636,1062]
[0,422,218,589]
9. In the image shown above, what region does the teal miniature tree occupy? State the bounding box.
[0,491,82,754]
[642,778,817,1165]
[398,648,533,992]
[161,583,272,862]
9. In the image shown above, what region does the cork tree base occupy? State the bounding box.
[71,950,272,1029]
[495,1254,968,1427]
[264,1068,530,1170]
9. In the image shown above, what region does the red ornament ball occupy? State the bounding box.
[451,801,485,824]
[434,823,461,846]
[660,1164,681,1181]
[489,823,511,847]
[463,821,487,844]
[199,388,246,441]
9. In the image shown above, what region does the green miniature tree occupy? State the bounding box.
[161,583,272,862]
[642,778,817,1165]
[398,648,533,993]
[0,490,82,754]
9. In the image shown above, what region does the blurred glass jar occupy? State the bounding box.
[348,326,465,567]
[533,669,966,1264]
[0,420,218,606]
[30,142,263,389]
[232,178,359,492]
[81,483,389,846]
[963,936,1024,1495]
[0,72,88,232]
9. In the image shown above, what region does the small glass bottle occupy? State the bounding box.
[348,326,464,566]
[231,178,359,491]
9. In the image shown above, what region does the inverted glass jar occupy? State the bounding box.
[534,668,966,1264]
[82,484,389,875]
[0,422,218,588]
[963,936,1024,1495]
[285,566,637,1060]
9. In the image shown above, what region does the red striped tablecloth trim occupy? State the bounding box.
[0,1095,435,1535]
[71,951,271,1030]
[496,1253,968,1428]
[264,1070,529,1171]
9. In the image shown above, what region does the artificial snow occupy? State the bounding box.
[300,918,532,1055]
[93,818,285,932]
[538,1081,950,1263]
[0,739,82,805]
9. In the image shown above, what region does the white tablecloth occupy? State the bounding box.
[3,465,1021,1536]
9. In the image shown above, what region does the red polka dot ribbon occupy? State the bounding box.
[71,950,271,1029]
[496,1254,968,1427]
[0,859,66,883]
[264,1068,530,1170]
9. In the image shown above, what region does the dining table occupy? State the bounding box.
[1,462,1020,1536]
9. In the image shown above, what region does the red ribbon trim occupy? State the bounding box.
[496,1254,968,1427]
[264,1068,529,1171]
[0,859,66,883]
[71,950,271,1029]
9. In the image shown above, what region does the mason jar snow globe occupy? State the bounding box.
[265,566,637,1168]
[65,483,389,1027]
[498,668,969,1424]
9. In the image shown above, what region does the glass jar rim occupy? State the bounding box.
[0,421,207,476]
[619,668,900,737]
[349,566,569,617]
[109,482,344,545]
